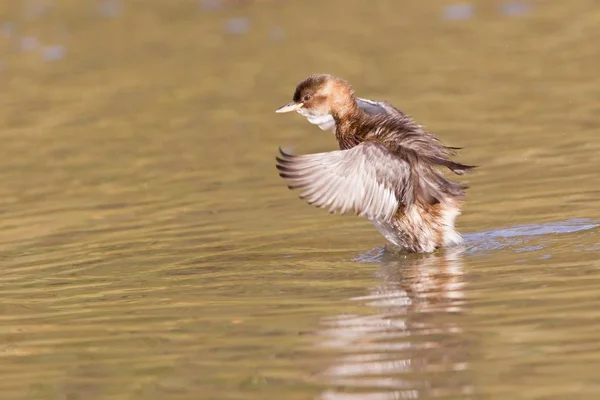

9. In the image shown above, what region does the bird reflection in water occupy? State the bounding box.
[316,246,475,400]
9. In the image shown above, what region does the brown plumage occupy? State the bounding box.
[275,74,476,253]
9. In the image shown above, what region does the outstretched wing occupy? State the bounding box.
[276,142,436,221]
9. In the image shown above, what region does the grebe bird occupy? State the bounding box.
[275,74,475,253]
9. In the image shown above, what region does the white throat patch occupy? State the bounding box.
[297,109,336,132]
[305,114,335,132]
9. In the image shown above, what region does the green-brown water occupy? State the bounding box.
[1,1,600,399]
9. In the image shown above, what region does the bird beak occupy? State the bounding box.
[275,102,303,113]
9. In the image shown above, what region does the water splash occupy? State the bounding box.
[355,219,599,262]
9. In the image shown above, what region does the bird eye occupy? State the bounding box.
[303,94,311,102]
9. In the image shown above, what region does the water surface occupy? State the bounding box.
[1,1,599,399]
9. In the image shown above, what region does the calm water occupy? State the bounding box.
[1,1,599,399]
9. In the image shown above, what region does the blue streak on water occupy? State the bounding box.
[465,218,598,254]
[469,219,598,239]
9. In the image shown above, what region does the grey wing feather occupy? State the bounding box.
[356,97,407,117]
[276,142,415,221]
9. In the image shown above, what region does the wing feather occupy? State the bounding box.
[276,142,417,221]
